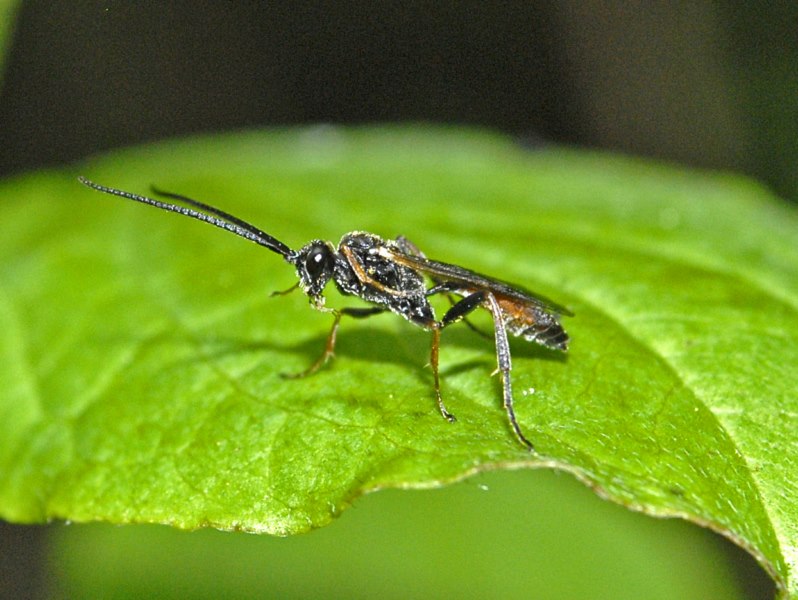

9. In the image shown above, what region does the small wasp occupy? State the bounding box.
[79,176,572,450]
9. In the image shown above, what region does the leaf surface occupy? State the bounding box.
[0,127,796,596]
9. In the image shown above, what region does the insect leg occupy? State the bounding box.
[482,293,535,451]
[430,325,456,422]
[270,281,301,297]
[341,307,388,318]
[440,290,487,327]
[429,291,487,423]
[281,307,386,379]
[426,282,493,340]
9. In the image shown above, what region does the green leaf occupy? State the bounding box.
[1,127,796,596]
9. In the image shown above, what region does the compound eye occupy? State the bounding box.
[305,246,332,278]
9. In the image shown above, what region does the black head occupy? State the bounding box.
[291,240,337,299]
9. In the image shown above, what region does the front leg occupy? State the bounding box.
[282,306,386,379]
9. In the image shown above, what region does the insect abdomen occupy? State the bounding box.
[502,305,569,351]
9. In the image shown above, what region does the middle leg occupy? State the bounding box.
[428,291,488,422]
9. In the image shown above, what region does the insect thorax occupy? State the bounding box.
[334,232,435,326]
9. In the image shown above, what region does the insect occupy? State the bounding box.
[79,176,572,450]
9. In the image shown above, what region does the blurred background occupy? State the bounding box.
[1,3,797,204]
[1,2,794,598]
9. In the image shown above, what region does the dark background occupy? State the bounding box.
[0,3,794,598]
[1,3,797,203]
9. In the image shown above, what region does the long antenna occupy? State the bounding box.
[78,177,295,258]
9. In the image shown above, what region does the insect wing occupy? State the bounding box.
[382,248,573,316]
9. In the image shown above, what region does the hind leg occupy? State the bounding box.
[436,290,535,451]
